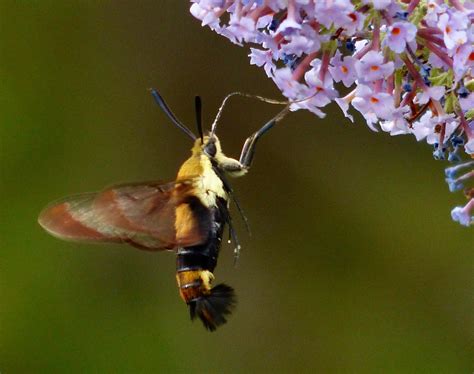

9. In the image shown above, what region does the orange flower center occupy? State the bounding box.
[341,65,348,74]
[446,26,451,34]
[370,97,379,104]
[348,13,357,22]
[392,27,401,35]
[370,65,380,71]
[469,52,474,61]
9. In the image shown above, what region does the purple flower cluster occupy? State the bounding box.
[190,0,474,226]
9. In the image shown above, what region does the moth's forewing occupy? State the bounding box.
[38,193,121,242]
[38,179,211,250]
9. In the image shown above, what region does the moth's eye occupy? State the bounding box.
[204,141,217,157]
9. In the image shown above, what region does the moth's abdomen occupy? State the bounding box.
[175,196,235,331]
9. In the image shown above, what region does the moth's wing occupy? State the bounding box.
[91,180,211,248]
[38,179,212,250]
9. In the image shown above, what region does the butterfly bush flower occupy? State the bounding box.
[329,51,358,87]
[383,21,418,53]
[190,0,474,226]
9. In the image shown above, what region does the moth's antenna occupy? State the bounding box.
[149,88,196,141]
[195,96,203,143]
[238,106,290,169]
[210,92,289,137]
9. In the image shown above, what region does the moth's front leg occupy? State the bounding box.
[218,157,248,177]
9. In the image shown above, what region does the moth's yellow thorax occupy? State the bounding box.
[177,140,227,208]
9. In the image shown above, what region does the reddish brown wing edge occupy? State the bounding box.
[38,179,211,251]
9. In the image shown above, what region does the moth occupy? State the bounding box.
[38,89,289,331]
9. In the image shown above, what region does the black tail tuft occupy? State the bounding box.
[189,284,236,331]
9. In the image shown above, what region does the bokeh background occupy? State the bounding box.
[1,1,473,372]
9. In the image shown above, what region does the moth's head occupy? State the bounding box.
[192,133,247,177]
[193,134,223,159]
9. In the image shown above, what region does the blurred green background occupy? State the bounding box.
[1,1,473,372]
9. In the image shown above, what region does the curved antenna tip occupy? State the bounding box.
[149,89,197,141]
